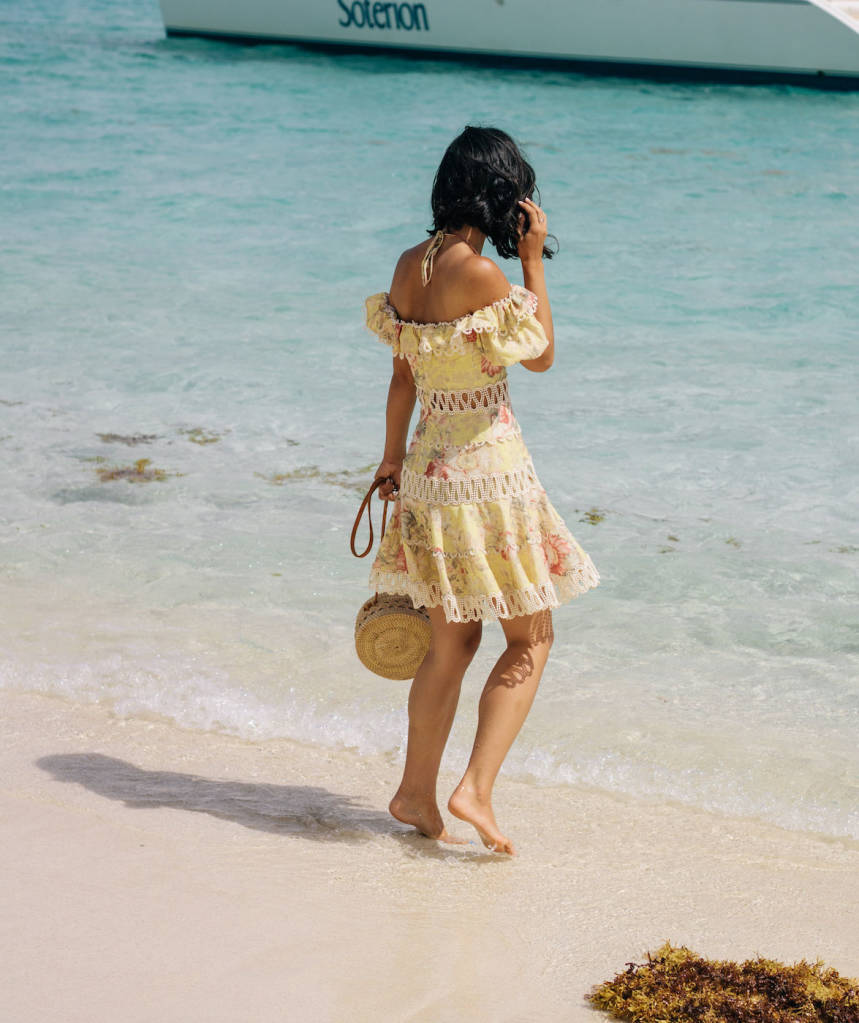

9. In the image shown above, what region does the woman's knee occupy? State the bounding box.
[502,611,554,656]
[429,620,482,669]
[461,622,483,660]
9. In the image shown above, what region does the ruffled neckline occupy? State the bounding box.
[365,285,544,360]
[378,285,536,332]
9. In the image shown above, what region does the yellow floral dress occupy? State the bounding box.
[365,285,600,623]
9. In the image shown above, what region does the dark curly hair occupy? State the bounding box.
[429,126,556,261]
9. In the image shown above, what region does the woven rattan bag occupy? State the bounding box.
[350,477,430,680]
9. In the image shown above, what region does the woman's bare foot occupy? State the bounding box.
[389,792,463,844]
[448,784,516,855]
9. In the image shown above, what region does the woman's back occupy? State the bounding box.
[388,234,510,326]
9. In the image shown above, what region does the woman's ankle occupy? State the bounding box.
[451,775,494,806]
[392,781,438,805]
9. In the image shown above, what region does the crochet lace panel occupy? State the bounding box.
[368,560,600,624]
[416,378,510,414]
[401,463,540,506]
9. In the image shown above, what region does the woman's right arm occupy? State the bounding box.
[517,198,555,373]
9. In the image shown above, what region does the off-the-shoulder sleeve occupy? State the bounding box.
[365,293,402,355]
[470,286,549,367]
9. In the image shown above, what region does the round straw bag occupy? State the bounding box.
[350,477,430,681]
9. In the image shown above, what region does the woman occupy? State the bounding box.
[365,126,599,855]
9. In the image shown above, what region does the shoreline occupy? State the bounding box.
[3,688,858,1022]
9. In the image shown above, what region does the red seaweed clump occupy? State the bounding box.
[255,463,376,493]
[588,943,859,1023]
[576,507,605,525]
[96,458,177,483]
[96,433,159,446]
[181,427,224,445]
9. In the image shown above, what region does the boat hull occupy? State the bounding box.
[158,0,859,81]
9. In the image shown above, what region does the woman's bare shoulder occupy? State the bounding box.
[457,254,511,307]
[390,243,426,285]
[387,245,424,312]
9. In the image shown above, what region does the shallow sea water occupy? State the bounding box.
[2,0,858,838]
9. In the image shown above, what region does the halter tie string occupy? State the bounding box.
[421,230,445,287]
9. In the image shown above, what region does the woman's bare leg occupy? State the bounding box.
[448,609,554,855]
[389,605,482,841]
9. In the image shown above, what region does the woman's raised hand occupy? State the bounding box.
[375,459,402,500]
[517,197,547,266]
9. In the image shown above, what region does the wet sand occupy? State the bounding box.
[2,689,857,1023]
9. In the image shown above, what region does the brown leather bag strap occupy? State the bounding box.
[350,477,392,558]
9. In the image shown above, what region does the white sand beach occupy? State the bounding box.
[2,689,857,1023]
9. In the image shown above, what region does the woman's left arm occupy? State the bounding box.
[375,355,416,499]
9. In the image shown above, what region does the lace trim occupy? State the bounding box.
[368,561,600,624]
[416,379,510,414]
[401,463,540,506]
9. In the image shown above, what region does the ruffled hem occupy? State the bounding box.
[369,558,600,624]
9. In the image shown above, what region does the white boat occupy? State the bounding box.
[158,0,859,84]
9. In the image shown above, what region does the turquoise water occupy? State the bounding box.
[2,0,858,839]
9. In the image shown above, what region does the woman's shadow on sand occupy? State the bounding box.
[35,753,478,857]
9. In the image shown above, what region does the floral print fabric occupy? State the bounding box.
[365,286,600,623]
